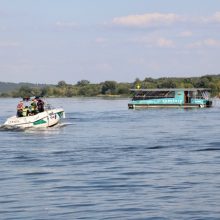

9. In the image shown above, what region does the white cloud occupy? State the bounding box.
[212,12,220,22]
[188,38,220,48]
[156,38,174,47]
[179,31,193,37]
[110,12,220,29]
[132,36,175,48]
[199,12,220,23]
[112,13,182,28]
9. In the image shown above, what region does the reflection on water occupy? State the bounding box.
[0,98,220,219]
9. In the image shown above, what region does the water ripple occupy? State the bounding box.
[1,98,220,219]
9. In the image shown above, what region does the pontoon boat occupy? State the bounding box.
[128,88,212,109]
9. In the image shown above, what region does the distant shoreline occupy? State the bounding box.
[0,74,220,97]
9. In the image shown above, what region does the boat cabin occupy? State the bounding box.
[128,88,212,109]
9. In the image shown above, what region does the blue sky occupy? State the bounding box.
[0,0,220,83]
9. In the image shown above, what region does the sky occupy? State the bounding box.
[0,0,220,84]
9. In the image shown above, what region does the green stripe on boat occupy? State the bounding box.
[33,119,47,125]
[57,112,63,117]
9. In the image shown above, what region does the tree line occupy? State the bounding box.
[1,75,220,98]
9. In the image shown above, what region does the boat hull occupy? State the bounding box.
[4,108,65,128]
[128,102,212,109]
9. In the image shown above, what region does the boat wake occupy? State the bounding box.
[0,122,73,132]
[0,124,25,132]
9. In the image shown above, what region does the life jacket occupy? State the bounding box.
[22,108,29,117]
[30,101,37,111]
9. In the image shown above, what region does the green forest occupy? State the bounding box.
[1,75,220,98]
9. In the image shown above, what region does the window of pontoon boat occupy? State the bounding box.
[146,91,168,97]
[192,91,197,98]
[166,91,175,98]
[146,91,175,98]
[201,90,210,99]
[133,90,175,100]
[197,90,204,99]
[132,92,145,100]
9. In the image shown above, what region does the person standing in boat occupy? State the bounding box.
[16,100,24,117]
[36,97,44,112]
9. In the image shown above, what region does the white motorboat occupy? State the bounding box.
[4,107,65,129]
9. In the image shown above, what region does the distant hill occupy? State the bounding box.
[0,82,51,93]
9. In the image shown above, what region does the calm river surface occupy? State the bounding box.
[0,98,220,220]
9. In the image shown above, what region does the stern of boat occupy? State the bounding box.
[206,100,212,107]
[46,108,65,127]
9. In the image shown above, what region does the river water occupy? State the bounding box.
[0,98,220,220]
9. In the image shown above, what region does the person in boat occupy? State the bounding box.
[30,98,38,115]
[22,106,30,117]
[23,97,30,102]
[17,100,24,117]
[36,97,44,112]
